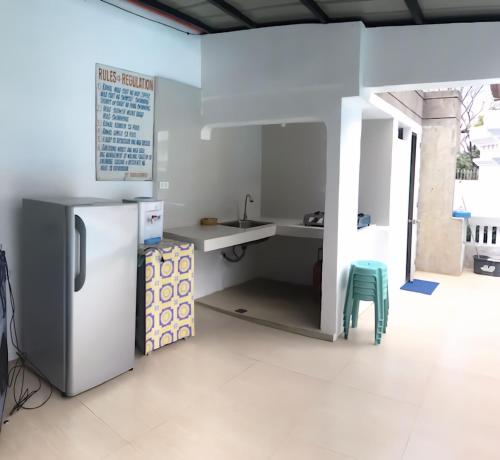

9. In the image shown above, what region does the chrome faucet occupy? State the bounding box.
[243,194,254,221]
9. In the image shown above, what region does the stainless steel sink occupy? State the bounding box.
[221,220,272,229]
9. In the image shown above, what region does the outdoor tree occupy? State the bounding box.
[458,86,483,172]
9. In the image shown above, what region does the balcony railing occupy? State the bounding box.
[456,168,479,180]
[465,217,500,246]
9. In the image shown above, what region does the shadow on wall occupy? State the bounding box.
[254,236,323,286]
[261,123,327,220]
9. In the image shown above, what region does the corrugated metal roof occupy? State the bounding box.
[128,0,500,34]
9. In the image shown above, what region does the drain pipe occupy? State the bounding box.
[221,237,270,263]
[222,244,247,263]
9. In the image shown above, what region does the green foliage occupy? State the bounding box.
[456,147,480,171]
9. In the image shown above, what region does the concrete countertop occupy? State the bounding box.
[164,217,324,252]
[265,217,324,239]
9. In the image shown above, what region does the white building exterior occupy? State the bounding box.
[455,107,500,217]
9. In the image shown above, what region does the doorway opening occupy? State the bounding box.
[196,122,329,340]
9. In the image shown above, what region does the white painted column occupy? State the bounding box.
[321,97,363,338]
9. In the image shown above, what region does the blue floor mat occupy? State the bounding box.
[401,279,439,295]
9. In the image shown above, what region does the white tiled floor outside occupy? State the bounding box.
[1,270,500,459]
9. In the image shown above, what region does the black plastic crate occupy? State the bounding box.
[473,255,500,277]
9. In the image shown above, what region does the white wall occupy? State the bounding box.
[353,226,390,266]
[356,118,395,290]
[154,77,263,298]
[254,237,322,286]
[261,123,326,219]
[201,23,364,132]
[0,0,200,359]
[255,122,325,287]
[358,119,393,225]
[202,23,362,101]
[454,178,500,218]
[363,23,500,90]
[358,116,420,289]
[325,98,364,336]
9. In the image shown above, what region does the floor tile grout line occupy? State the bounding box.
[329,356,355,383]
[203,342,265,367]
[402,351,440,455]
[193,331,340,379]
[330,354,438,409]
[400,387,428,460]
[308,441,357,460]
[331,379,422,409]
[78,398,130,446]
[181,337,262,366]
[100,442,135,460]
[436,362,500,385]
[262,402,338,460]
[264,420,302,460]
[215,353,427,422]
[268,401,357,460]
[217,360,260,391]
[244,357,337,384]
[135,360,262,438]
[193,349,363,460]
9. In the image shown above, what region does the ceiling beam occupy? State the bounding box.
[214,13,500,34]
[205,0,257,28]
[403,0,425,25]
[299,0,330,24]
[132,0,216,33]
[427,13,500,24]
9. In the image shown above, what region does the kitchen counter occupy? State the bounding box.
[164,217,324,252]
[268,217,324,239]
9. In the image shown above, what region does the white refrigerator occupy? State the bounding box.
[22,198,138,396]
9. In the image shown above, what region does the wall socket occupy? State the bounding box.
[159,181,169,190]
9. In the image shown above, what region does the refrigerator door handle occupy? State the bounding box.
[74,215,86,292]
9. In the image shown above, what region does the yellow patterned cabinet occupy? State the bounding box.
[136,240,195,354]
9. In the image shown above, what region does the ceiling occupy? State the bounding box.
[130,0,500,34]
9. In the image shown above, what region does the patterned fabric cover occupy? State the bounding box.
[143,240,195,354]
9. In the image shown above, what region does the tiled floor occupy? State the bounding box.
[198,278,326,340]
[2,270,500,459]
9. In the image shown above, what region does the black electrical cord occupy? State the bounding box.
[0,251,6,425]
[0,249,52,419]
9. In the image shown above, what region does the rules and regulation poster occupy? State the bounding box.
[95,64,154,181]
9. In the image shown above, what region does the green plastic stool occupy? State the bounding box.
[343,260,389,344]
